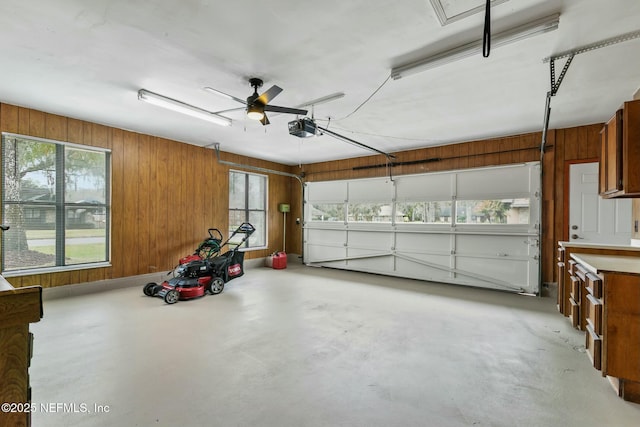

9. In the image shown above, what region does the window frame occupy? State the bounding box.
[228,169,268,250]
[1,132,111,276]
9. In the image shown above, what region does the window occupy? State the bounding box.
[347,203,389,223]
[2,133,110,273]
[455,199,530,224]
[397,201,452,224]
[229,171,267,248]
[309,203,345,222]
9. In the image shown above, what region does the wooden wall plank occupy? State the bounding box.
[110,128,124,279]
[18,107,30,135]
[155,138,171,269]
[28,110,46,138]
[67,118,84,144]
[121,131,139,277]
[137,134,152,272]
[0,104,18,133]
[44,113,67,141]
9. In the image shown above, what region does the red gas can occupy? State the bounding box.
[272,252,287,269]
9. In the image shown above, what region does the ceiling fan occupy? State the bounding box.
[205,78,308,125]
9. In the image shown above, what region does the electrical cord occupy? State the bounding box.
[331,75,391,121]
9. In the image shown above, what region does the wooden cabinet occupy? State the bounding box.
[0,278,42,427]
[568,253,640,403]
[599,99,640,198]
[556,246,565,313]
[557,242,640,319]
[599,109,622,195]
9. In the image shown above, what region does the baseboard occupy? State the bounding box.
[43,254,302,300]
[43,271,170,300]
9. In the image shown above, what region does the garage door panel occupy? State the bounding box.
[306,229,345,246]
[347,253,394,272]
[455,256,529,288]
[306,244,346,265]
[455,234,531,257]
[348,231,393,249]
[348,179,394,202]
[395,256,453,282]
[457,166,532,199]
[395,233,451,254]
[306,181,347,202]
[396,174,452,201]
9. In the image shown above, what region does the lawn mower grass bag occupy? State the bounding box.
[211,250,246,282]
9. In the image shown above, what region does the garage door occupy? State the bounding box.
[303,162,540,294]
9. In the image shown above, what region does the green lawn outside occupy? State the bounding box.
[35,243,107,263]
[26,229,106,239]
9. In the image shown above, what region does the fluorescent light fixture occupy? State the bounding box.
[138,89,232,126]
[203,86,235,101]
[295,92,345,108]
[391,13,560,80]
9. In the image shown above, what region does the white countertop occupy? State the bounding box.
[571,253,640,275]
[559,241,640,251]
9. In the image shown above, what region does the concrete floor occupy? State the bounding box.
[30,261,640,427]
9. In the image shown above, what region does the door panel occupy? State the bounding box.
[569,162,631,244]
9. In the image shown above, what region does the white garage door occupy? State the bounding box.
[304,162,540,294]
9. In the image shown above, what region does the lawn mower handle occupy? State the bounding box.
[208,228,223,241]
[238,223,255,234]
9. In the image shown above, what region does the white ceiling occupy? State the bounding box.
[0,0,639,166]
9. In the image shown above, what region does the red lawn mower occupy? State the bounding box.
[143,223,255,304]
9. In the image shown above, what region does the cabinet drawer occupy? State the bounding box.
[585,323,602,371]
[569,297,580,329]
[570,275,580,301]
[585,273,602,298]
[575,264,588,281]
[585,293,603,335]
[558,247,565,262]
[568,260,577,275]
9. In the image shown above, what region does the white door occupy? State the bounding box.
[569,162,631,244]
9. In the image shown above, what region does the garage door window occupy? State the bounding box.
[456,199,530,224]
[397,201,452,224]
[347,203,392,223]
[309,203,344,222]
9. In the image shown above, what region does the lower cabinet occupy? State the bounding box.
[0,279,42,427]
[567,253,640,403]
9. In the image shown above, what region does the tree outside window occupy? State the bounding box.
[2,134,110,272]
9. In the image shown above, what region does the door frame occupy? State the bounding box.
[563,158,599,242]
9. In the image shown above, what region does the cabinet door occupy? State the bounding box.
[603,110,623,195]
[599,126,607,194]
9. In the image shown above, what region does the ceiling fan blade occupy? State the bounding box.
[260,114,270,126]
[256,85,283,105]
[263,105,308,115]
[204,87,247,105]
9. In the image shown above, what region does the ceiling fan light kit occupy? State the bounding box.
[246,104,265,120]
[138,89,232,126]
[390,13,560,79]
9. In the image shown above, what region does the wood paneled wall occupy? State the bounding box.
[0,101,606,290]
[291,125,604,285]
[0,103,292,288]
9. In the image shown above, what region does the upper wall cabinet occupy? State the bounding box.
[599,99,640,198]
